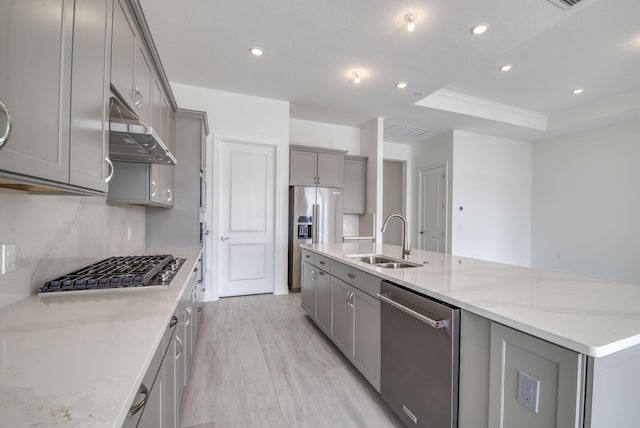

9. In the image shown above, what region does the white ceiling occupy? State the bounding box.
[139,0,640,142]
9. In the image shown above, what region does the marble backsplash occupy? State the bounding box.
[0,188,145,310]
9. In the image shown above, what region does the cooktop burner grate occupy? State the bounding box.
[40,254,185,294]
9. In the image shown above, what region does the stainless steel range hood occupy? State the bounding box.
[108,97,176,165]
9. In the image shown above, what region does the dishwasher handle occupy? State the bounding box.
[377,292,449,329]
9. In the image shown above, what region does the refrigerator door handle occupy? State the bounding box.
[312,204,319,243]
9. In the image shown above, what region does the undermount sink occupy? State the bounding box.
[346,254,423,269]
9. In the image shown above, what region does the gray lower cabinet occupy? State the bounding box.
[343,155,367,214]
[329,277,352,356]
[350,286,380,389]
[301,254,381,392]
[123,313,177,428]
[329,275,381,391]
[301,261,315,317]
[488,322,585,428]
[193,257,204,338]
[314,269,331,334]
[123,265,202,428]
[0,0,111,194]
[164,329,177,428]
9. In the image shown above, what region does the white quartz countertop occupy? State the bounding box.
[305,243,640,358]
[0,246,202,428]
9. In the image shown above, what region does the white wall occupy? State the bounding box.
[360,118,384,241]
[171,83,290,299]
[451,131,532,267]
[290,118,360,154]
[0,190,145,309]
[411,131,454,252]
[532,119,640,283]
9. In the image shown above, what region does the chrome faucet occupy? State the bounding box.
[381,214,412,260]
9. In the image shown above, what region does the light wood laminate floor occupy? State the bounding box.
[180,293,403,428]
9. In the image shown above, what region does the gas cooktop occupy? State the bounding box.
[39,254,185,295]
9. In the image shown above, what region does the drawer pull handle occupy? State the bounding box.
[319,261,326,265]
[0,98,12,150]
[169,315,178,328]
[105,156,114,183]
[175,335,183,358]
[128,383,149,416]
[347,273,356,279]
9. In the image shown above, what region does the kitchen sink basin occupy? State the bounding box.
[346,254,423,269]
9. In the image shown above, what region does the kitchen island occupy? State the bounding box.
[0,246,201,427]
[303,242,640,428]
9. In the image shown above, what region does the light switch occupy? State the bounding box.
[517,370,540,413]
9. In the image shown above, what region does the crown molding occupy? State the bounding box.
[415,89,548,131]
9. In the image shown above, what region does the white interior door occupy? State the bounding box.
[219,140,275,297]
[418,165,447,252]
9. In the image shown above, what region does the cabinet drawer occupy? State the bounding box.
[301,249,315,265]
[331,261,380,297]
[316,254,332,271]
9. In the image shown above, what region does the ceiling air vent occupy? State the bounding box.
[545,0,583,10]
[386,123,431,137]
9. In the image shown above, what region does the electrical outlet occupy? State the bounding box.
[127,227,132,241]
[1,243,16,274]
[517,370,540,413]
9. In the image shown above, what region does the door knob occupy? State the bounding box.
[220,236,231,241]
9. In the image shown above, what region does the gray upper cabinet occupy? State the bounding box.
[289,145,346,188]
[343,155,367,214]
[150,78,163,136]
[111,0,136,108]
[161,93,175,153]
[289,149,317,186]
[69,0,113,193]
[108,0,178,208]
[146,109,209,246]
[0,0,73,184]
[0,0,114,195]
[317,152,344,187]
[108,161,174,208]
[133,43,152,124]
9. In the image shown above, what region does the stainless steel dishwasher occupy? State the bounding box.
[378,280,460,428]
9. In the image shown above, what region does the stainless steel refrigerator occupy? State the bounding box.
[288,186,343,291]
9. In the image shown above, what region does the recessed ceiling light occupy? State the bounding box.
[572,88,584,95]
[471,24,489,35]
[396,82,408,89]
[499,64,512,72]
[250,47,264,56]
[404,13,417,32]
[353,71,362,84]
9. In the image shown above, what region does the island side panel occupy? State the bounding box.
[459,310,491,428]
[585,344,640,427]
